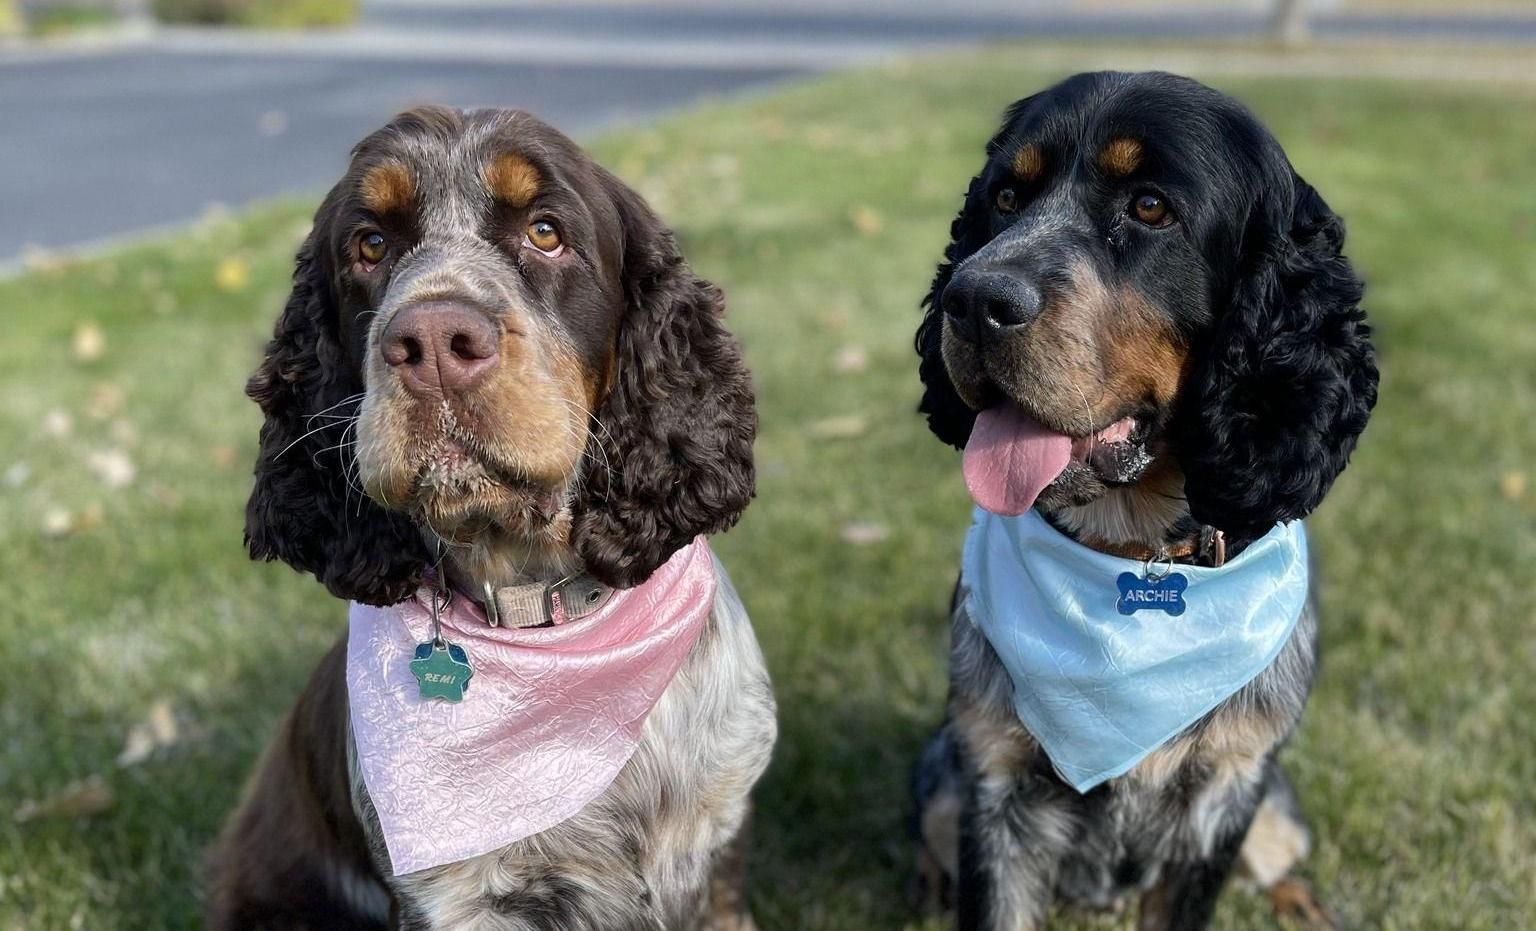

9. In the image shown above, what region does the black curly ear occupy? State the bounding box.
[916,171,987,449]
[245,216,427,606]
[1176,173,1379,542]
[571,175,756,589]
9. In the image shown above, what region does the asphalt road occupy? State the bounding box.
[0,50,797,262]
[3,0,1534,264]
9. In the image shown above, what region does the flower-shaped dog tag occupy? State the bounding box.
[410,641,474,702]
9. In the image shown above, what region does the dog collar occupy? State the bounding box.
[478,574,615,629]
[347,538,718,875]
[961,507,1307,792]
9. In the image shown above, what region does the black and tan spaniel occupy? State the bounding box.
[911,72,1378,930]
[206,107,774,931]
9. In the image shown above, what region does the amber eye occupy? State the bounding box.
[526,220,563,254]
[358,232,387,266]
[1131,192,1172,227]
[995,187,1019,214]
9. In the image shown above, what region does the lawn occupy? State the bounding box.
[2,51,1534,931]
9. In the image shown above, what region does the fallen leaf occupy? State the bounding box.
[85,383,125,419]
[840,522,889,545]
[214,256,251,293]
[87,449,136,489]
[14,775,113,823]
[41,507,73,536]
[74,503,105,533]
[848,206,884,237]
[72,322,106,362]
[117,699,180,767]
[212,446,238,469]
[833,344,868,374]
[1500,471,1527,501]
[42,409,73,438]
[808,415,868,440]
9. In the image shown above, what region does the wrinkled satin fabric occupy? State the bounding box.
[962,508,1308,792]
[347,537,717,875]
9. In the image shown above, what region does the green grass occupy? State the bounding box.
[3,51,1535,931]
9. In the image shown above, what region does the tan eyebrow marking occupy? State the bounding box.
[1011,143,1042,182]
[484,153,541,208]
[360,162,414,214]
[1098,137,1144,178]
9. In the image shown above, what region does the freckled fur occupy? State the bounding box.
[213,107,768,931]
[911,71,1376,930]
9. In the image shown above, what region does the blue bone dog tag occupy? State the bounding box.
[410,641,474,702]
[1116,571,1188,616]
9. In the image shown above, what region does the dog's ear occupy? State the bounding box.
[1176,171,1379,541]
[916,170,986,449]
[916,96,1044,450]
[245,208,427,606]
[570,172,756,589]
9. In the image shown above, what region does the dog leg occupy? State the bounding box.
[1136,780,1261,931]
[205,640,390,931]
[700,805,757,931]
[956,772,1076,931]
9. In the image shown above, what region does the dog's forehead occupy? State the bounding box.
[353,109,595,238]
[996,73,1249,182]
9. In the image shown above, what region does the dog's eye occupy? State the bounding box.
[526,220,563,255]
[1131,193,1173,227]
[358,232,388,267]
[995,187,1019,214]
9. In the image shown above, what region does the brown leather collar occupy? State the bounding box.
[1079,526,1227,568]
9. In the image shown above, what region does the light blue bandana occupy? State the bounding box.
[961,507,1308,793]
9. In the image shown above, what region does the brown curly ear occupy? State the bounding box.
[245,214,427,606]
[571,175,756,589]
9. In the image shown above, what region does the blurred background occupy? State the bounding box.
[2,1,1533,929]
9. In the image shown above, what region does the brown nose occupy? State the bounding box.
[380,302,500,397]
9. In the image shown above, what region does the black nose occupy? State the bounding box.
[942,270,1042,342]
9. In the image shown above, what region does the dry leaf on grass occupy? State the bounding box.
[40,507,73,536]
[214,256,251,293]
[211,446,238,469]
[833,344,868,374]
[848,206,884,237]
[840,522,890,545]
[14,775,113,823]
[42,409,73,438]
[1499,471,1526,501]
[85,383,125,420]
[86,449,136,489]
[117,699,180,767]
[72,323,106,362]
[807,415,868,440]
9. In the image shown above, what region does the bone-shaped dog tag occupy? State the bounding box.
[1116,571,1188,616]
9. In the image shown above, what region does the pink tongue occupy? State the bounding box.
[963,402,1072,516]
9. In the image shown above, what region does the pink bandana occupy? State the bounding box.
[346,538,717,875]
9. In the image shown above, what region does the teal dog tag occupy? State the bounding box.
[411,641,474,703]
